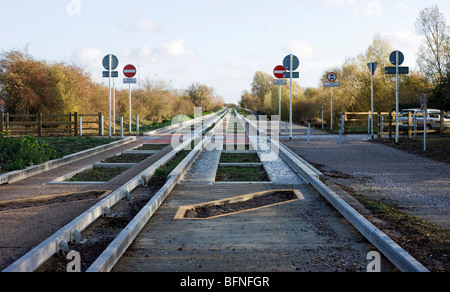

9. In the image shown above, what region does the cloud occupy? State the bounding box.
[283,40,316,60]
[127,39,199,63]
[156,39,199,60]
[259,19,279,33]
[72,47,103,67]
[318,0,355,6]
[318,0,383,17]
[366,0,382,16]
[383,31,422,64]
[130,19,160,32]
[383,31,421,51]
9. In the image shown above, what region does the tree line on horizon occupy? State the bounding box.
[0,50,224,124]
[239,5,450,127]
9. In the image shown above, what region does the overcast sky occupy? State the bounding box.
[2,0,450,104]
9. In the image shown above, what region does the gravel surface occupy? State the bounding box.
[283,137,450,231]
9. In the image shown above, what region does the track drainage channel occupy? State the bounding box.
[175,189,303,220]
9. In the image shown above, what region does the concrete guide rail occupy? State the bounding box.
[86,111,228,272]
[235,110,429,272]
[2,110,226,272]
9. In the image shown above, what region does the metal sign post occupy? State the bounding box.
[385,51,410,144]
[273,65,287,135]
[290,55,293,139]
[109,55,112,138]
[283,55,299,140]
[396,52,399,144]
[102,54,119,138]
[331,86,333,130]
[124,65,137,135]
[113,77,116,135]
[325,73,340,130]
[279,83,281,134]
[367,62,378,139]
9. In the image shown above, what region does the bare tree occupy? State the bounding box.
[415,5,450,84]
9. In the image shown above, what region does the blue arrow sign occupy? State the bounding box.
[102,54,119,70]
[283,55,300,71]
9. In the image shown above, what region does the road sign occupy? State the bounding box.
[103,71,119,78]
[123,64,137,78]
[327,72,337,82]
[273,65,286,79]
[283,55,299,71]
[324,82,340,87]
[283,72,299,79]
[274,79,287,86]
[385,67,409,75]
[367,62,378,76]
[102,54,119,70]
[123,78,137,84]
[389,50,404,66]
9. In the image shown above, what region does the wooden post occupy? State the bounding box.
[0,113,4,134]
[98,112,102,136]
[37,112,43,137]
[377,112,381,139]
[407,111,412,139]
[6,113,9,133]
[343,112,347,133]
[388,111,393,142]
[74,112,78,137]
[441,110,445,137]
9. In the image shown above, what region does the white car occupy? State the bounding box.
[399,109,450,130]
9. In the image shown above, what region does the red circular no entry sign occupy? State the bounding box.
[273,65,286,79]
[123,64,137,78]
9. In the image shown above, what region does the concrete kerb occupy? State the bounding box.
[234,110,429,273]
[86,112,228,272]
[0,136,137,185]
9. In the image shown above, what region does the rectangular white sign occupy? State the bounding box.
[273,79,287,86]
[123,78,137,84]
[324,82,340,88]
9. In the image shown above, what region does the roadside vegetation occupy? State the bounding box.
[352,193,450,272]
[373,137,450,164]
[0,135,120,173]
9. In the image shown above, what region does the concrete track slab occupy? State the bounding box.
[112,183,395,272]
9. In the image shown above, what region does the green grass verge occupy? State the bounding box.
[353,193,450,272]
